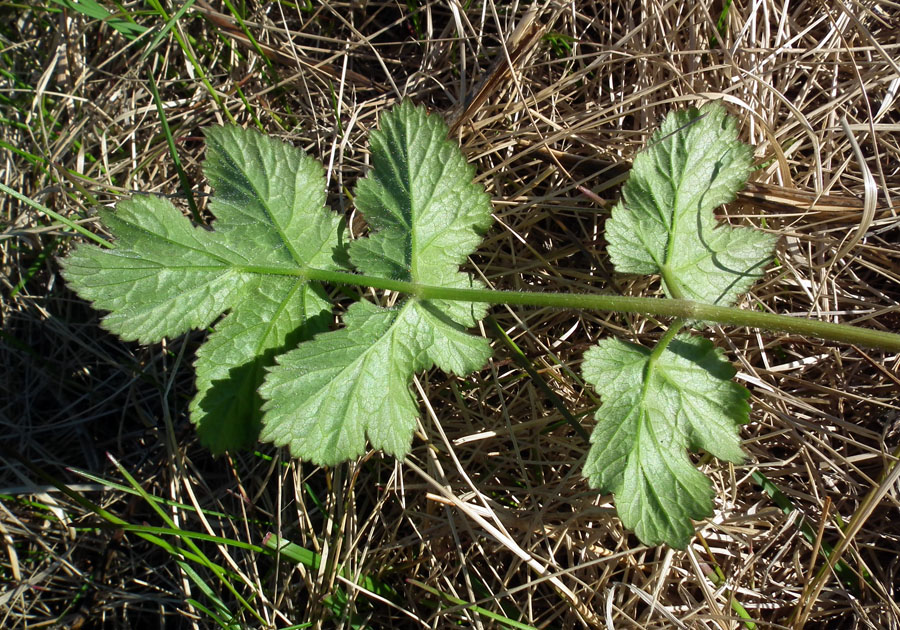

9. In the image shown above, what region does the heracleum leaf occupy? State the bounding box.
[61,126,344,452]
[261,101,493,464]
[582,335,749,548]
[605,102,776,306]
[190,279,331,453]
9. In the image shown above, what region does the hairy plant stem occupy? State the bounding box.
[295,267,900,352]
[650,264,687,363]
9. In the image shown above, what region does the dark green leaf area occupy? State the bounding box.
[203,125,344,271]
[191,280,332,454]
[260,299,490,466]
[582,334,749,548]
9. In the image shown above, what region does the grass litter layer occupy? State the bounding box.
[2,1,900,628]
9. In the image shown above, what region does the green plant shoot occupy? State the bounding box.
[61,101,900,548]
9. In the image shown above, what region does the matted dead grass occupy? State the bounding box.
[2,1,899,628]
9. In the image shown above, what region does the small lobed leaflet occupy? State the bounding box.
[259,101,494,465]
[584,102,776,547]
[582,335,749,548]
[605,102,776,306]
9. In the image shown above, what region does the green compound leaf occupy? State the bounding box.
[261,101,493,464]
[61,126,344,452]
[605,101,776,306]
[582,335,750,548]
[587,103,769,547]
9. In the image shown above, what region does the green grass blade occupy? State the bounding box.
[68,467,271,526]
[143,0,236,124]
[408,579,539,630]
[109,454,268,625]
[10,237,59,298]
[488,316,589,441]
[140,0,198,62]
[752,470,864,593]
[147,70,200,222]
[49,0,147,40]
[263,534,398,601]
[0,182,109,247]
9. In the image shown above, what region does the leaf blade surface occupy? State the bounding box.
[261,102,492,463]
[605,102,776,306]
[61,126,344,451]
[582,335,749,548]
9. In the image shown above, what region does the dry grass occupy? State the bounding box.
[2,1,900,628]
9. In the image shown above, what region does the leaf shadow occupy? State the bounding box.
[666,336,735,381]
[194,306,333,454]
[693,160,773,305]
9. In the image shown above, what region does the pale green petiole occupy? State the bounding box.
[297,267,900,352]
